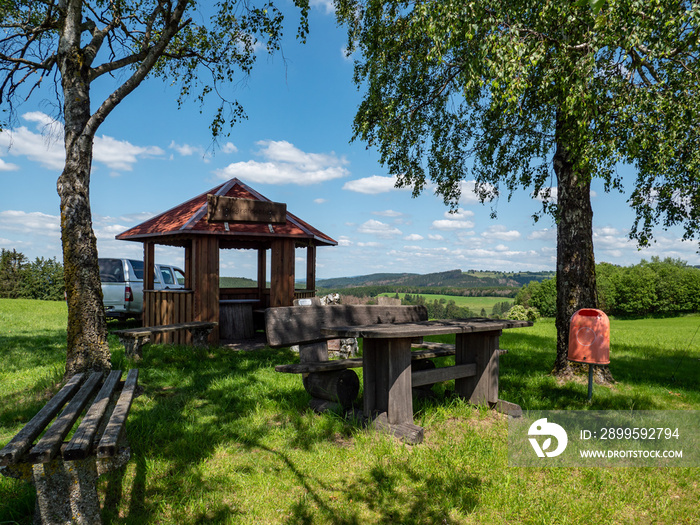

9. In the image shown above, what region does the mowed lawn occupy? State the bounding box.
[1,299,699,524]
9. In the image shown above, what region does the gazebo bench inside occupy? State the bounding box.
[114,321,217,358]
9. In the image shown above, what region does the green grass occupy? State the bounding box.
[378,293,513,313]
[1,299,699,524]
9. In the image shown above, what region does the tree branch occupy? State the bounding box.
[85,0,190,137]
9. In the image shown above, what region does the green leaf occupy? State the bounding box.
[589,0,605,15]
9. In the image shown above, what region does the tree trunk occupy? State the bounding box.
[57,9,111,378]
[552,115,600,379]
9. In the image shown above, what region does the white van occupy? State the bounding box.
[98,258,185,319]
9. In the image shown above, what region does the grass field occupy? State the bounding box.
[377,293,513,313]
[1,299,699,524]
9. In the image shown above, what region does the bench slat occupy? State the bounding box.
[0,373,84,467]
[411,364,477,387]
[275,358,364,373]
[27,372,104,464]
[63,370,123,461]
[114,321,216,338]
[265,305,428,347]
[275,348,463,374]
[97,369,139,458]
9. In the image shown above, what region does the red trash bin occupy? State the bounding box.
[568,308,610,365]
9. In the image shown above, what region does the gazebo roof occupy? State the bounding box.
[116,178,337,247]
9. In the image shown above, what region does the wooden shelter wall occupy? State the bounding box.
[144,291,194,344]
[193,236,220,342]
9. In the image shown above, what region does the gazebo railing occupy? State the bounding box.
[143,290,194,344]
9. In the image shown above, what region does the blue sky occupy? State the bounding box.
[1,0,699,281]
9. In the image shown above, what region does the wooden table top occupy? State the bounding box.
[321,318,532,339]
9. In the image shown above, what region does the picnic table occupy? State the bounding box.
[322,318,531,443]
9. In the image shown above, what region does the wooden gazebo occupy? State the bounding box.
[116,177,336,344]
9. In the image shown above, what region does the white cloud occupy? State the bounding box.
[373,209,403,218]
[222,142,238,154]
[338,236,353,246]
[0,158,19,171]
[314,198,327,204]
[528,228,556,241]
[0,112,164,172]
[358,241,381,247]
[343,175,410,194]
[358,219,402,237]
[533,187,558,203]
[458,180,495,204]
[431,208,475,230]
[94,135,163,171]
[432,219,474,230]
[310,0,334,14]
[214,140,349,185]
[0,210,61,235]
[482,225,521,242]
[428,234,445,241]
[404,234,424,241]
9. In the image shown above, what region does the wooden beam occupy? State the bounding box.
[270,238,295,307]
[192,236,220,343]
[144,242,155,290]
[206,195,286,224]
[306,244,316,292]
[257,247,267,299]
[184,242,193,290]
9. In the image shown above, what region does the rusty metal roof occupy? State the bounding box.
[116,178,337,247]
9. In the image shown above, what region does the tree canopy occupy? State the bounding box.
[335,0,700,375]
[336,0,699,243]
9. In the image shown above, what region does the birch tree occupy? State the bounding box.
[334,0,700,378]
[0,0,308,377]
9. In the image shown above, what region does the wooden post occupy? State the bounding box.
[306,244,316,294]
[184,242,193,290]
[144,242,155,290]
[362,337,413,425]
[192,236,220,343]
[455,330,501,405]
[270,238,294,307]
[257,247,267,305]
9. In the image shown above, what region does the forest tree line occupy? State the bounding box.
[0,249,65,301]
[516,258,700,318]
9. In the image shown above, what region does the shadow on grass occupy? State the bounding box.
[498,331,699,410]
[100,341,354,523]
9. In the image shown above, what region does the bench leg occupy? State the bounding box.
[119,335,149,359]
[1,449,131,525]
[190,327,213,347]
[31,457,101,525]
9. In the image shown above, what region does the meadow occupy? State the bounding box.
[377,293,513,313]
[0,299,699,524]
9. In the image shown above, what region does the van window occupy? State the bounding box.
[160,267,175,285]
[174,268,185,285]
[129,260,144,280]
[99,259,123,283]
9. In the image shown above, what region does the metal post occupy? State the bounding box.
[588,364,594,401]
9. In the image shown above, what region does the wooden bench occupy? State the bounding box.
[114,321,217,358]
[0,370,139,525]
[266,304,459,412]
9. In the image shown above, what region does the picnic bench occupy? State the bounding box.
[266,305,431,413]
[266,304,530,443]
[114,321,217,358]
[0,369,139,525]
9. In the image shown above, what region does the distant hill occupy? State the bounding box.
[220,276,257,288]
[317,269,554,290]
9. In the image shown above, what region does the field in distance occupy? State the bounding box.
[377,292,513,313]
